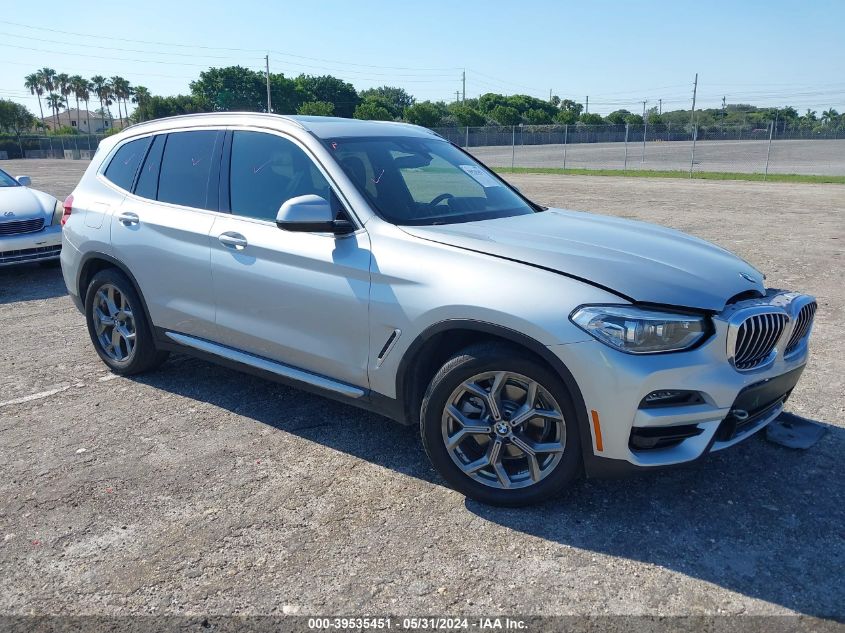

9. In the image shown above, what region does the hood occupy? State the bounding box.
[400,209,765,312]
[0,186,56,222]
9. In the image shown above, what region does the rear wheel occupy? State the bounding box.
[84,268,169,375]
[420,343,582,506]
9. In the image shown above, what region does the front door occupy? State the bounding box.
[209,130,371,388]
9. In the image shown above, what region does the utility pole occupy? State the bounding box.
[689,72,699,178]
[585,96,589,114]
[658,98,662,115]
[641,100,648,163]
[549,88,553,103]
[462,70,466,103]
[265,55,272,113]
[455,91,460,103]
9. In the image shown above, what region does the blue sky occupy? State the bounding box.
[2,0,843,117]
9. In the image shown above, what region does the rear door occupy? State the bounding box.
[110,129,222,340]
[209,129,372,387]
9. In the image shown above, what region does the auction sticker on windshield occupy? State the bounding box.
[459,164,502,188]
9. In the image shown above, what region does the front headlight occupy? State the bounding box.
[51,200,63,226]
[570,305,708,354]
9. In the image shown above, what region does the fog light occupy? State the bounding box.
[640,390,704,408]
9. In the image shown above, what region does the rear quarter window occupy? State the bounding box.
[103,137,151,191]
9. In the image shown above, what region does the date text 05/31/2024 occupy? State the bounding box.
[307,617,528,630]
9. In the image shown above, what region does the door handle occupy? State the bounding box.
[218,232,248,250]
[117,211,139,226]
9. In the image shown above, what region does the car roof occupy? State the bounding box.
[119,112,440,141]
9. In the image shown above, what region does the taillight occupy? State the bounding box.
[61,195,73,226]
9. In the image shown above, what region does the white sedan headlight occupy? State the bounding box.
[570,305,708,354]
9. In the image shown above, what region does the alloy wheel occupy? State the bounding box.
[440,371,567,490]
[92,283,136,362]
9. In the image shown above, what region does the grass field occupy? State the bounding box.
[495,167,845,184]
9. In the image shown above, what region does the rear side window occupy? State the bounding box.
[134,134,166,200]
[229,131,331,221]
[157,130,220,210]
[103,137,151,191]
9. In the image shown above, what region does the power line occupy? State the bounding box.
[0,19,462,72]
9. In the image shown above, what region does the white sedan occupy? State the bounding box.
[0,167,63,267]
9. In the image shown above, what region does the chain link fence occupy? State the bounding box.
[3,124,844,177]
[0,134,106,160]
[433,124,845,176]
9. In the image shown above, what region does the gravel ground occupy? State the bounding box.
[1,160,844,621]
[469,138,845,175]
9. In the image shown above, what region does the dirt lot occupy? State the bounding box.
[1,160,844,621]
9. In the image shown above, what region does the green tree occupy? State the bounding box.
[132,94,208,122]
[297,101,335,116]
[523,108,553,125]
[605,109,631,125]
[559,99,584,118]
[447,104,485,127]
[360,86,413,118]
[489,105,521,126]
[403,101,446,128]
[191,66,268,112]
[0,99,35,141]
[56,73,72,126]
[579,113,604,125]
[295,75,359,118]
[554,110,578,125]
[354,99,393,121]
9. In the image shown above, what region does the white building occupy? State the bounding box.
[39,109,124,134]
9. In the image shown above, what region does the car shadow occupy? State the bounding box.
[133,354,844,619]
[0,264,67,304]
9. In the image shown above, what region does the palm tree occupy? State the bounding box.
[109,76,131,126]
[37,68,57,128]
[79,81,93,133]
[132,85,150,122]
[56,73,72,130]
[90,75,108,122]
[45,93,66,131]
[24,73,46,124]
[821,108,839,125]
[69,75,87,130]
[38,67,56,93]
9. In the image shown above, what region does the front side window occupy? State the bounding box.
[103,137,151,191]
[229,131,331,221]
[157,130,219,210]
[325,136,536,226]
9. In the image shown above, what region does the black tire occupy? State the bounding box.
[84,268,169,375]
[420,342,582,507]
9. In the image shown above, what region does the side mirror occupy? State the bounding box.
[275,194,354,234]
[16,175,31,187]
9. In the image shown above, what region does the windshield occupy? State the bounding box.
[325,136,536,226]
[0,169,20,187]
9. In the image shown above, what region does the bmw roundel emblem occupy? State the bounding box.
[740,272,757,283]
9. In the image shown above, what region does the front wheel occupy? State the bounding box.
[420,343,582,506]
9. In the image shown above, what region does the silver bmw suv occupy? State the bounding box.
[61,113,816,506]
